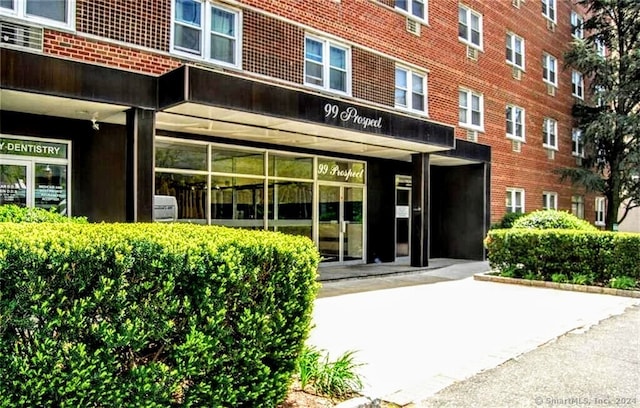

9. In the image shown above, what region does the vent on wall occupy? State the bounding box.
[547,149,555,160]
[547,20,556,32]
[406,17,421,36]
[512,66,522,80]
[512,0,524,8]
[512,140,522,152]
[546,84,556,96]
[0,20,43,51]
[466,46,478,61]
[466,129,478,142]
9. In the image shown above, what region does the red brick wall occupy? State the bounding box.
[36,0,598,223]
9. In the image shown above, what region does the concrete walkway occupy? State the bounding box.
[308,264,640,406]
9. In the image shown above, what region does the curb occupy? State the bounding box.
[333,397,383,408]
[474,272,640,298]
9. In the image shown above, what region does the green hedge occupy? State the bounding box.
[0,223,320,407]
[0,204,87,223]
[511,210,597,231]
[484,229,640,284]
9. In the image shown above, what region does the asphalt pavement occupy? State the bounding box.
[309,263,640,407]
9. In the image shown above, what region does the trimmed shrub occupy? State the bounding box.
[484,229,640,285]
[0,204,87,223]
[490,212,527,229]
[511,210,597,231]
[0,223,320,407]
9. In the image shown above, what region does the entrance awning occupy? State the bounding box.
[157,65,456,162]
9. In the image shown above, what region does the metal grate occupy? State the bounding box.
[466,46,478,61]
[0,20,43,51]
[406,17,421,36]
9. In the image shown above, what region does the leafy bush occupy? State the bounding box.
[490,212,527,229]
[485,229,640,286]
[0,223,320,407]
[0,204,87,223]
[511,210,597,231]
[609,276,637,290]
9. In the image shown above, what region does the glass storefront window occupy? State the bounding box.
[35,163,67,214]
[212,148,264,175]
[156,140,207,170]
[0,162,28,207]
[155,172,207,223]
[268,154,313,179]
[268,180,313,239]
[317,159,365,184]
[211,176,264,223]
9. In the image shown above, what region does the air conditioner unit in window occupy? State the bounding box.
[466,46,478,61]
[512,140,522,152]
[547,20,556,32]
[546,84,556,96]
[0,20,43,51]
[466,129,478,142]
[547,149,555,160]
[406,18,421,36]
[512,66,522,80]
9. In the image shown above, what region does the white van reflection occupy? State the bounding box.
[153,195,178,222]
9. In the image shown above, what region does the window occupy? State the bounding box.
[572,128,584,157]
[595,38,606,57]
[572,71,584,99]
[458,89,483,130]
[172,0,240,67]
[543,117,557,149]
[571,195,584,219]
[305,36,350,94]
[0,0,73,28]
[542,0,556,22]
[506,188,525,213]
[395,0,425,20]
[506,105,525,141]
[571,11,584,39]
[542,53,557,86]
[595,197,605,226]
[506,33,525,70]
[458,5,482,49]
[543,192,558,210]
[395,67,426,113]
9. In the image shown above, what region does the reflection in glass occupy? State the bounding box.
[268,154,313,179]
[35,163,67,214]
[268,181,312,239]
[155,172,207,223]
[343,187,363,261]
[212,149,264,175]
[0,164,27,207]
[156,140,207,170]
[211,176,264,223]
[318,185,340,262]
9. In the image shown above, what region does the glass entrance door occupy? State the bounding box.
[0,159,29,207]
[318,185,364,263]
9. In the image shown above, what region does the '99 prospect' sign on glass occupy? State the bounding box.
[317,159,365,184]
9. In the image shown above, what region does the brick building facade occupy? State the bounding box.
[0,0,603,266]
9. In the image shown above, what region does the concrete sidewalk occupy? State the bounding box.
[308,270,640,406]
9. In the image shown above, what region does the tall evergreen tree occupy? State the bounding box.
[561,0,640,230]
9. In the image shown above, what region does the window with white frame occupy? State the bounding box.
[572,71,584,99]
[595,38,606,57]
[542,0,556,22]
[595,197,605,226]
[458,89,483,130]
[571,195,584,219]
[506,105,525,141]
[172,0,240,67]
[0,0,74,28]
[572,128,584,157]
[506,32,525,70]
[304,35,350,94]
[595,85,606,107]
[543,192,558,210]
[395,67,426,113]
[571,11,584,39]
[458,5,482,49]
[542,53,557,86]
[506,188,525,213]
[395,0,426,20]
[543,117,558,149]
